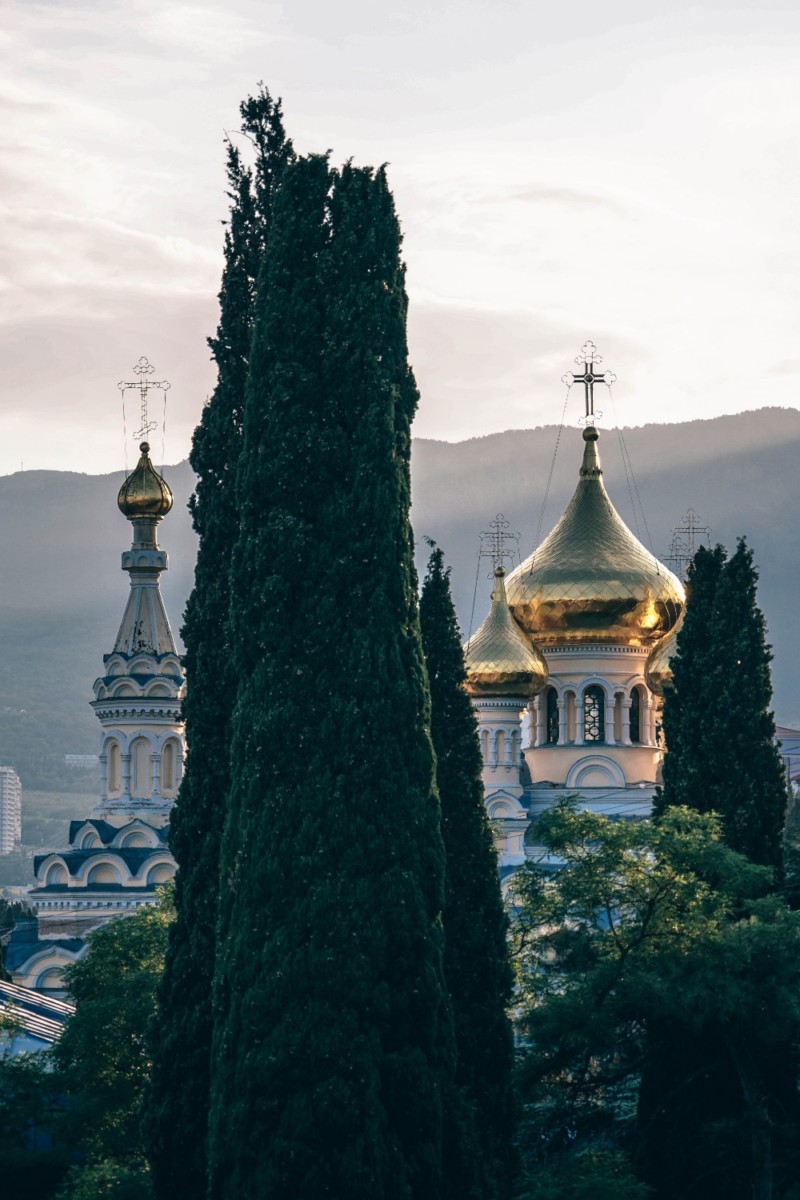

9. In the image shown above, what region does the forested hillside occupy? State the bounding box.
[0,406,796,790]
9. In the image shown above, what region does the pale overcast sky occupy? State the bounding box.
[2,0,800,475]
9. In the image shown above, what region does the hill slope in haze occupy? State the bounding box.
[0,407,796,788]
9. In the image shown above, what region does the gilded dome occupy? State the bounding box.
[464,567,549,697]
[117,443,173,519]
[645,606,684,696]
[505,427,684,647]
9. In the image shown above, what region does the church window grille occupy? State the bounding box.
[584,686,605,743]
[546,688,559,744]
[630,688,642,744]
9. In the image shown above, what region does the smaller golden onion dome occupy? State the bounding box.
[117,442,173,519]
[645,606,685,696]
[464,567,549,698]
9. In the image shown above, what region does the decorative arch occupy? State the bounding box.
[75,855,128,886]
[87,862,121,886]
[565,755,626,789]
[147,862,176,886]
[45,863,68,886]
[112,821,159,849]
[132,852,175,882]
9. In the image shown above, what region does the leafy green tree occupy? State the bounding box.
[510,801,800,1200]
[146,87,292,1200]
[53,894,174,1199]
[206,156,463,1199]
[419,544,516,1198]
[656,540,787,869]
[0,1048,69,1200]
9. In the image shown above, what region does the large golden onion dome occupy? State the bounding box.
[117,442,173,519]
[505,427,684,647]
[644,606,684,696]
[464,567,549,697]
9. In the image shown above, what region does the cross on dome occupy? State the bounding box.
[118,356,171,444]
[478,513,520,574]
[561,340,617,425]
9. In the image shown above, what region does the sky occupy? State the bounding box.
[2,0,800,476]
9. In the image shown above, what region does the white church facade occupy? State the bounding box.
[465,357,685,873]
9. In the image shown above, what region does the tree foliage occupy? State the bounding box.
[656,540,787,870]
[53,896,173,1193]
[419,544,516,1197]
[147,86,293,1200]
[510,800,800,1199]
[205,155,465,1199]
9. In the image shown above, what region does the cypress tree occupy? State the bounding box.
[642,539,794,1199]
[419,545,517,1199]
[655,539,787,868]
[146,89,292,1200]
[206,158,461,1199]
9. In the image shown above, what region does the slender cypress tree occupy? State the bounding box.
[419,545,517,1199]
[642,538,793,1199]
[655,539,787,868]
[206,158,463,1199]
[146,89,292,1200]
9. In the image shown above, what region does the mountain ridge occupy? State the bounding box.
[0,406,796,786]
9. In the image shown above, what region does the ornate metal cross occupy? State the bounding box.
[561,340,616,424]
[479,513,520,574]
[118,356,171,444]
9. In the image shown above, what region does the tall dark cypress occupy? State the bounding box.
[419,545,517,1199]
[642,539,793,1200]
[656,540,787,868]
[146,89,292,1200]
[206,159,460,1199]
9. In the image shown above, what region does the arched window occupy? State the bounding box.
[584,686,605,743]
[630,688,642,744]
[510,730,520,765]
[107,741,121,794]
[495,730,506,766]
[162,740,177,794]
[131,738,151,798]
[545,687,559,744]
[480,730,490,761]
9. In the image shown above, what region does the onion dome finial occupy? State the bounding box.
[117,442,173,520]
[464,567,549,697]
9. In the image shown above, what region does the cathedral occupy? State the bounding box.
[7,440,185,994]
[464,348,685,874]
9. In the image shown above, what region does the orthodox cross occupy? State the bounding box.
[478,513,520,574]
[561,340,616,424]
[665,508,712,581]
[118,356,170,443]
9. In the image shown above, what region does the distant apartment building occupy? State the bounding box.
[0,767,22,853]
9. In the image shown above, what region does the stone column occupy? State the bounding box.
[121,754,132,803]
[622,698,633,746]
[604,696,616,745]
[575,698,585,746]
[558,697,567,744]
